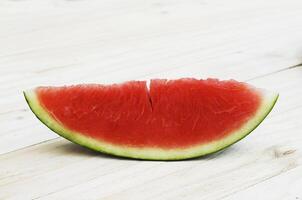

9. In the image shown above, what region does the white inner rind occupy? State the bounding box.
[24,89,278,160]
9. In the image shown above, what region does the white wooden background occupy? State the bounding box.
[1,0,302,199]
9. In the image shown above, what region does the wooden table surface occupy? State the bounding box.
[1,0,302,199]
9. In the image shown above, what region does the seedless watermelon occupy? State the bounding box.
[24,78,278,160]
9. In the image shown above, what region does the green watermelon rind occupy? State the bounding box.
[23,89,278,160]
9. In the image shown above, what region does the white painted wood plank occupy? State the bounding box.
[1,0,302,155]
[0,67,301,200]
[223,166,302,200]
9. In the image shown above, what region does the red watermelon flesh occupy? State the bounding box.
[36,79,261,149]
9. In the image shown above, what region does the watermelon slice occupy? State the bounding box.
[24,78,278,160]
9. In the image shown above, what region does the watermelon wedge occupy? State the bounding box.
[24,78,278,160]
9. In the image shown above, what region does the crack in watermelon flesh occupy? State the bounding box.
[36,78,262,149]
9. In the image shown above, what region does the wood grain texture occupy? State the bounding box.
[0,0,302,199]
